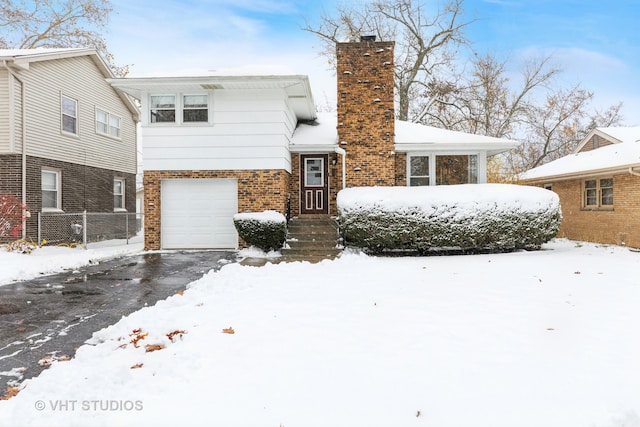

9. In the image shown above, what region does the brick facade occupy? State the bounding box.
[143,170,290,250]
[336,40,397,187]
[544,173,640,248]
[0,154,136,243]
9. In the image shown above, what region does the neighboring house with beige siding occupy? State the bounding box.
[111,37,518,251]
[0,48,139,242]
[521,126,640,248]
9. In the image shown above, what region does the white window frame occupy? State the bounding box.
[182,94,209,123]
[407,152,483,186]
[150,94,177,124]
[114,178,126,212]
[149,93,211,125]
[42,168,62,212]
[61,95,78,136]
[96,108,122,139]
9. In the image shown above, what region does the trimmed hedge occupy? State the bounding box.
[337,184,562,254]
[233,210,287,252]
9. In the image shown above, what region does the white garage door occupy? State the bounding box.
[161,179,238,249]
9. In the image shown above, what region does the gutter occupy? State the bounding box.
[334,146,346,189]
[629,167,640,177]
[1,60,28,239]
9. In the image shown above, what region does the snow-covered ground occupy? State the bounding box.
[0,236,144,286]
[1,239,640,427]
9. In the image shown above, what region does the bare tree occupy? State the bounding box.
[503,91,623,175]
[303,0,471,121]
[0,0,127,76]
[420,53,559,137]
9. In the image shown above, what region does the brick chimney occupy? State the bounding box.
[336,36,396,187]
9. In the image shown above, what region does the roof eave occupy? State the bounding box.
[521,164,640,183]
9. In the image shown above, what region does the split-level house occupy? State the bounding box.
[110,38,519,250]
[521,126,640,248]
[0,48,139,242]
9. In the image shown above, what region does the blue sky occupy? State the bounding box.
[106,0,640,124]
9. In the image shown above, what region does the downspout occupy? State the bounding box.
[335,146,346,189]
[629,167,640,177]
[2,61,27,239]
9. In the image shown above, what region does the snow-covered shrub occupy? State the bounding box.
[337,184,561,254]
[233,210,287,252]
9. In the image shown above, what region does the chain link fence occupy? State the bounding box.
[38,212,143,247]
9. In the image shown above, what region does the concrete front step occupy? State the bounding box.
[281,247,342,257]
[282,216,341,262]
[286,240,339,249]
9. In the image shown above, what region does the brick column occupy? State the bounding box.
[336,39,396,187]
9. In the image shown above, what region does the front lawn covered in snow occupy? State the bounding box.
[1,239,639,427]
[337,184,561,253]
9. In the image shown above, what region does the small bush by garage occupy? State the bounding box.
[233,211,287,252]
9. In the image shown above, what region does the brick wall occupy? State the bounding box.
[0,155,135,242]
[336,40,397,187]
[0,155,22,197]
[546,173,640,248]
[143,169,290,250]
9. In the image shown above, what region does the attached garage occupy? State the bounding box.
[161,179,238,249]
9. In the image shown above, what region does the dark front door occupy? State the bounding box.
[300,154,329,214]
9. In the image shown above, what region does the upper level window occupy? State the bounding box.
[114,178,125,211]
[109,115,121,138]
[150,95,176,123]
[61,95,78,135]
[183,94,208,122]
[42,168,61,211]
[96,109,109,134]
[96,109,122,138]
[584,178,613,209]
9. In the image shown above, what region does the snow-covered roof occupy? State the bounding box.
[290,113,521,155]
[521,127,640,182]
[394,120,520,155]
[574,126,640,152]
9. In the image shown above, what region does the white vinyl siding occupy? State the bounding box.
[18,56,136,174]
[141,90,296,172]
[0,70,10,152]
[0,70,24,154]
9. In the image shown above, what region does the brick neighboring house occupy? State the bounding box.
[0,48,139,243]
[521,126,640,248]
[111,38,519,251]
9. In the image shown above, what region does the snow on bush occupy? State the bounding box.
[337,184,561,253]
[233,210,287,252]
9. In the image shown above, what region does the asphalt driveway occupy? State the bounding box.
[0,250,237,394]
